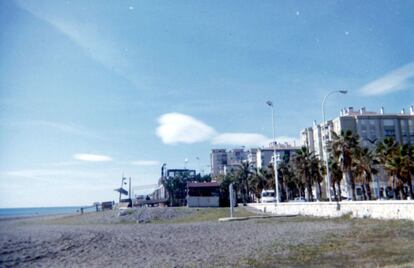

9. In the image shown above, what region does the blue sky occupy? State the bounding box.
[0,0,413,207]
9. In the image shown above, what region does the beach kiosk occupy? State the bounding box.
[187,182,220,207]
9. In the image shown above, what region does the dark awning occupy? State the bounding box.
[187,182,220,188]
[114,187,128,195]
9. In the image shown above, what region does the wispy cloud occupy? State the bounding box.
[73,153,113,162]
[0,168,112,186]
[131,160,160,166]
[1,120,104,140]
[14,0,139,87]
[156,113,216,144]
[156,112,299,147]
[359,61,414,96]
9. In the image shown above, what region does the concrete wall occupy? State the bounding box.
[187,196,219,207]
[248,201,414,221]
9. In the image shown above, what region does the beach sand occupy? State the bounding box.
[1,207,413,267]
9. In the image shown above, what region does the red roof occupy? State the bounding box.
[187,182,220,188]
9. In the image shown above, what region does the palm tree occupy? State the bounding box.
[161,176,175,206]
[352,146,378,200]
[310,156,325,201]
[248,168,268,201]
[401,144,414,199]
[278,163,299,201]
[161,175,187,206]
[384,149,407,200]
[277,162,291,201]
[236,161,253,206]
[217,172,238,207]
[380,144,414,200]
[330,130,359,201]
[293,146,314,201]
[329,156,343,201]
[376,137,399,163]
[290,164,305,199]
[267,162,277,192]
[376,137,400,199]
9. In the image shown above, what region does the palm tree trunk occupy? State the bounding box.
[285,184,289,201]
[361,184,367,200]
[307,178,313,202]
[408,176,414,200]
[242,180,249,206]
[398,185,404,200]
[365,183,372,200]
[348,170,356,201]
[337,181,342,202]
[316,182,322,201]
[392,175,398,200]
[299,184,304,199]
[332,183,337,201]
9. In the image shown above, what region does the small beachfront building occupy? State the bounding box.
[187,182,220,207]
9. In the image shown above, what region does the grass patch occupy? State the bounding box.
[155,207,255,224]
[242,218,414,267]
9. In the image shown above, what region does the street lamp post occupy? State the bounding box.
[196,157,200,175]
[266,101,279,204]
[322,90,347,202]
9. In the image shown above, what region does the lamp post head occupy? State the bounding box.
[266,100,273,107]
[339,90,348,94]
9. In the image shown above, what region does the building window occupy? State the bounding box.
[383,119,396,138]
[409,120,414,143]
[384,128,396,138]
[384,119,394,126]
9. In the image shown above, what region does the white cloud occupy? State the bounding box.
[156,113,300,147]
[73,153,113,162]
[131,160,160,166]
[212,133,270,147]
[156,113,216,144]
[359,61,414,96]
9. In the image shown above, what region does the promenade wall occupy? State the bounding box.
[248,200,414,221]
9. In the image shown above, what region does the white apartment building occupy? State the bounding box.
[210,148,248,177]
[256,143,300,169]
[210,143,299,178]
[302,106,414,157]
[300,105,414,199]
[210,149,228,177]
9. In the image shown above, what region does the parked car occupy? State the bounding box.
[261,190,276,203]
[291,196,306,202]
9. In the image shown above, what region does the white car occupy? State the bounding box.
[261,190,276,203]
[291,196,306,202]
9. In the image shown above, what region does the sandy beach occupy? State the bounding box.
[1,207,413,267]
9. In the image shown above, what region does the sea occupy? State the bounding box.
[0,206,96,218]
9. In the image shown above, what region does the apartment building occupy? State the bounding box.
[210,143,299,178]
[210,149,228,177]
[210,148,248,177]
[301,106,414,157]
[300,105,414,199]
[256,143,300,169]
